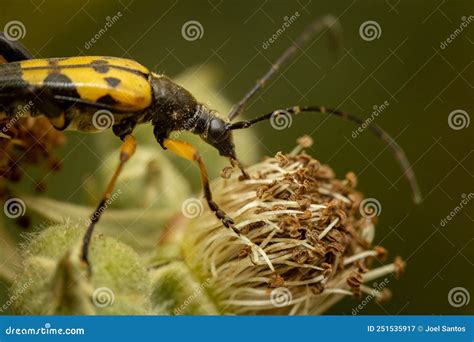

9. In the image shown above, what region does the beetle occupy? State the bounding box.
[0,17,421,269]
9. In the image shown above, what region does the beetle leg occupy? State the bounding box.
[112,118,137,140]
[230,157,250,180]
[163,138,240,235]
[153,126,169,150]
[81,134,137,268]
[0,32,32,63]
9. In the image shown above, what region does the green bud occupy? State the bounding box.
[10,223,151,315]
[150,261,218,315]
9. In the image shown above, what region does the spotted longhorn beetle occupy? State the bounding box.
[0,17,421,269]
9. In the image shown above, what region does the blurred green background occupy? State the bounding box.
[1,0,472,315]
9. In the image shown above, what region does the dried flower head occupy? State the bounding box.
[0,116,65,185]
[182,137,405,314]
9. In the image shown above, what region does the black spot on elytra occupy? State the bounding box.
[43,72,76,88]
[91,60,110,73]
[97,94,118,106]
[104,77,121,88]
[41,73,80,114]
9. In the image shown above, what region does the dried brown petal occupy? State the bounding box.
[275,151,289,167]
[347,271,363,297]
[220,166,233,179]
[292,248,309,264]
[298,209,312,220]
[321,262,333,277]
[296,135,313,148]
[393,256,405,279]
[374,246,388,261]
[345,171,358,188]
[376,288,393,303]
[268,274,285,288]
[239,245,252,258]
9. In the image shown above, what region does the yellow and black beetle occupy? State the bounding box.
[0,17,421,268]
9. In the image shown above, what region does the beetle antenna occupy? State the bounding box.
[227,15,342,122]
[229,105,422,204]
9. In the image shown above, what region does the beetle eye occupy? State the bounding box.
[208,118,229,143]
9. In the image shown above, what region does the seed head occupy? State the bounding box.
[182,138,405,314]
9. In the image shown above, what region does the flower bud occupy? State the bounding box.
[9,223,151,315]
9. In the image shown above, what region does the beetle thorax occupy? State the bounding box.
[149,74,199,130]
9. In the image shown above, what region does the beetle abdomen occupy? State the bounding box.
[0,56,154,131]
